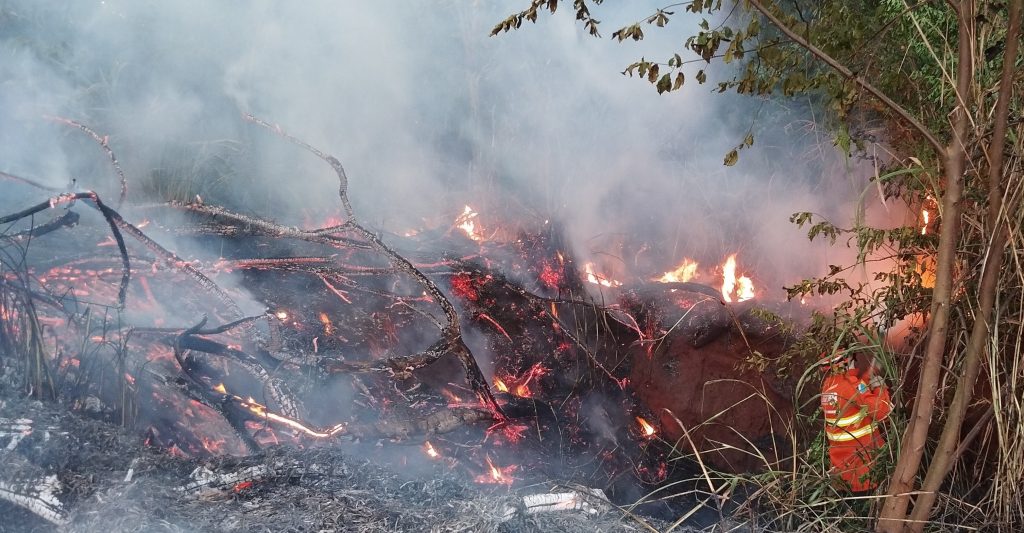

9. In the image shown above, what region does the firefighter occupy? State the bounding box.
[819,349,892,492]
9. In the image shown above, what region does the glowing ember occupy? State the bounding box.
[494,378,509,393]
[440,388,463,405]
[424,441,440,459]
[583,263,622,288]
[538,261,563,289]
[720,254,755,302]
[636,416,657,438]
[275,311,288,321]
[657,258,699,283]
[454,205,485,241]
[318,312,333,335]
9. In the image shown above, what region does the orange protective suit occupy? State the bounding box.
[821,367,892,491]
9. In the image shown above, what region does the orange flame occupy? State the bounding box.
[583,263,622,288]
[657,258,699,283]
[318,312,333,335]
[424,441,440,459]
[213,383,227,394]
[920,195,936,236]
[237,397,345,439]
[488,457,502,481]
[475,455,515,485]
[440,388,463,404]
[454,205,485,241]
[721,254,755,302]
[636,416,657,438]
[494,363,548,398]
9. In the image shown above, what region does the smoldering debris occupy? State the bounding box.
[0,397,689,533]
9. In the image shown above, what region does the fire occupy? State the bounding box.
[488,457,502,481]
[318,312,333,335]
[921,208,930,235]
[657,258,699,283]
[636,416,657,438]
[454,205,485,241]
[583,263,622,288]
[440,388,463,405]
[235,396,345,439]
[424,441,440,459]
[720,254,755,302]
[213,383,227,394]
[275,311,288,321]
[475,455,515,485]
[493,363,548,398]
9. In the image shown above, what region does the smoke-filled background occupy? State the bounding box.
[0,0,895,303]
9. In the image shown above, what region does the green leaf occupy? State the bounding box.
[724,149,738,166]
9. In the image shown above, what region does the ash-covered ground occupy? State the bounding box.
[0,396,717,532]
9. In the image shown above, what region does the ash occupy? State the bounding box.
[0,397,689,533]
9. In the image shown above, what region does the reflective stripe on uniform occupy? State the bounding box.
[826,422,878,442]
[824,406,868,427]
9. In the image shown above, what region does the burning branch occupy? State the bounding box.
[0,191,131,308]
[172,318,301,419]
[245,115,503,418]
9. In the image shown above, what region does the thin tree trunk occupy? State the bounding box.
[905,2,1022,530]
[876,3,976,532]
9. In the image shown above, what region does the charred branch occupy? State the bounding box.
[0,192,130,308]
[46,116,128,207]
[246,115,503,418]
[2,211,81,244]
[162,202,371,250]
[0,171,61,192]
[172,318,300,419]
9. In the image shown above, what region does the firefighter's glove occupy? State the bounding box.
[869,375,885,390]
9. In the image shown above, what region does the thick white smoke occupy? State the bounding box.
[0,0,893,299]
